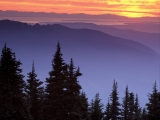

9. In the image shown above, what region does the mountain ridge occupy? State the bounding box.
[54,22,160,53]
[0,19,158,56]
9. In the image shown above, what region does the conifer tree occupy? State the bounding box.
[26,62,43,120]
[141,108,148,120]
[88,99,94,120]
[134,94,141,120]
[146,82,160,119]
[0,44,32,119]
[79,91,89,120]
[121,85,129,120]
[38,85,45,119]
[109,80,120,120]
[88,93,104,120]
[66,58,82,119]
[156,92,160,119]
[128,92,135,119]
[44,42,67,120]
[104,98,111,120]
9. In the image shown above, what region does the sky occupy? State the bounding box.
[0,0,159,18]
[0,0,160,110]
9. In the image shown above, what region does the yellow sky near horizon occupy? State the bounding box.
[0,0,159,18]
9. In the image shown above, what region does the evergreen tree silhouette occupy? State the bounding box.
[88,93,104,120]
[88,99,94,120]
[66,58,82,119]
[128,92,135,119]
[141,108,148,120]
[121,85,129,120]
[104,98,111,120]
[109,80,120,120]
[134,94,141,120]
[79,91,89,120]
[26,62,43,120]
[44,42,67,120]
[157,92,160,120]
[0,44,32,119]
[146,81,160,119]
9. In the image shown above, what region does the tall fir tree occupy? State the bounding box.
[134,94,141,120]
[38,85,45,120]
[109,80,121,120]
[44,42,68,120]
[66,58,82,119]
[88,99,94,120]
[121,85,129,120]
[156,92,160,120]
[26,62,43,120]
[104,98,111,120]
[88,93,104,120]
[0,44,32,119]
[146,81,160,120]
[128,92,135,119]
[141,108,148,120]
[79,91,89,120]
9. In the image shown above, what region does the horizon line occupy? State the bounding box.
[1,10,159,19]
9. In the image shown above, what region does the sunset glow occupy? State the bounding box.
[0,0,159,18]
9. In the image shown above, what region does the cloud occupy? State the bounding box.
[0,0,159,17]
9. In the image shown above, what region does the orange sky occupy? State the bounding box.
[0,0,159,18]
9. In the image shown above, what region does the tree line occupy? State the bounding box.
[0,43,160,120]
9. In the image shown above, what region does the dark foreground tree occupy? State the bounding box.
[110,80,121,120]
[134,94,141,120]
[0,44,31,119]
[26,62,43,120]
[146,82,160,119]
[141,108,148,120]
[79,91,89,120]
[43,43,83,120]
[121,85,129,120]
[157,92,160,119]
[88,93,104,120]
[128,92,135,119]
[66,58,82,119]
[104,98,111,120]
[43,42,67,120]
